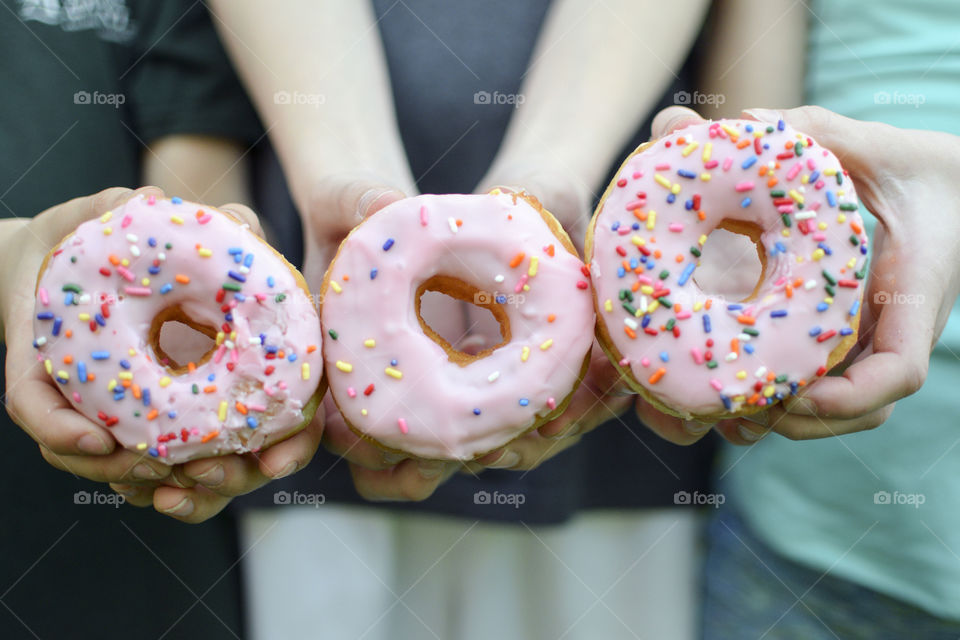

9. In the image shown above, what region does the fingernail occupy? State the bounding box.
[547,422,581,440]
[77,432,109,454]
[192,464,224,488]
[743,108,783,124]
[271,461,298,479]
[683,420,713,436]
[737,424,767,442]
[382,452,406,465]
[486,450,521,469]
[417,460,445,479]
[785,396,816,415]
[111,483,138,498]
[357,188,399,218]
[162,497,194,517]
[133,463,162,480]
[743,413,768,428]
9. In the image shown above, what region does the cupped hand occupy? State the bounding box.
[633,105,960,446]
[2,187,321,522]
[455,173,630,472]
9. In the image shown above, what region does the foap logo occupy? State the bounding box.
[473,291,525,307]
[74,90,126,109]
[473,490,526,508]
[674,90,726,107]
[74,490,125,508]
[274,490,326,508]
[473,90,525,108]
[273,90,326,108]
[873,90,926,108]
[674,490,725,508]
[873,291,924,307]
[874,490,925,508]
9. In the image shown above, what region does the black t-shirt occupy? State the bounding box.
[1,2,258,638]
[244,0,719,523]
[1,0,261,219]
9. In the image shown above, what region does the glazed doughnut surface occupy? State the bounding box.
[33,195,323,463]
[588,119,868,419]
[321,192,594,460]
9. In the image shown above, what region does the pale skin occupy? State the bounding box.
[211,0,711,499]
[1,137,326,523]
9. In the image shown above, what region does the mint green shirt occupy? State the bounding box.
[723,0,960,620]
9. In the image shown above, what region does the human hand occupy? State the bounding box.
[299,173,409,289]
[1,187,321,522]
[450,175,630,473]
[301,175,464,501]
[629,105,960,446]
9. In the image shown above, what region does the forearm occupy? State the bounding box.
[143,134,251,206]
[482,0,709,190]
[208,0,416,209]
[0,218,29,340]
[698,0,806,116]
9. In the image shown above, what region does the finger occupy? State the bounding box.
[633,397,713,445]
[152,485,232,523]
[713,418,768,446]
[651,106,707,139]
[5,365,118,455]
[181,453,264,497]
[40,444,172,483]
[767,403,895,440]
[4,186,165,456]
[537,381,630,439]
[538,345,630,438]
[309,175,407,235]
[349,459,456,502]
[219,202,264,238]
[783,292,932,422]
[183,411,321,495]
[741,106,889,179]
[474,432,582,471]
[110,483,156,507]
[487,181,590,251]
[30,186,164,245]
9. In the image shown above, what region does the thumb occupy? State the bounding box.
[651,106,706,139]
[307,174,407,239]
[742,106,884,177]
[31,185,165,246]
[218,202,264,238]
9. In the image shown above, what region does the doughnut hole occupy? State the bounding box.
[691,219,767,302]
[151,306,219,374]
[416,275,510,363]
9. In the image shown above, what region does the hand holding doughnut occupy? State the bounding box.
[320,191,595,462]
[623,105,960,444]
[2,188,326,522]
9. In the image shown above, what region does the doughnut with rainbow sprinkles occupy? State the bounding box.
[587,118,868,421]
[32,195,324,464]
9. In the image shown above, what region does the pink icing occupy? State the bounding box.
[590,119,868,417]
[33,195,323,463]
[321,192,595,460]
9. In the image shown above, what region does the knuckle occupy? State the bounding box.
[902,361,928,396]
[399,476,437,502]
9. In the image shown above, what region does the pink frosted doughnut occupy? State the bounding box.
[320,192,595,460]
[32,195,324,464]
[587,119,868,420]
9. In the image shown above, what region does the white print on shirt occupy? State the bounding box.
[18,0,136,43]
